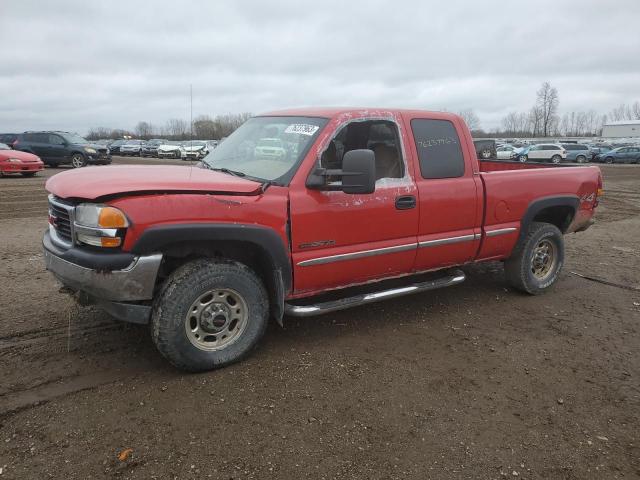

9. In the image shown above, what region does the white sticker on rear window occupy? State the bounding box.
[284,124,319,136]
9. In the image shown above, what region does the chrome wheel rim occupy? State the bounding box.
[552,156,560,164]
[185,288,248,351]
[531,239,557,280]
[72,155,84,168]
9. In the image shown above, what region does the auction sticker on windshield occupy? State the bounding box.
[284,124,320,136]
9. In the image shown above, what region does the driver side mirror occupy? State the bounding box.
[306,149,376,194]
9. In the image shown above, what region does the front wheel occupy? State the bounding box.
[605,157,614,164]
[71,153,86,168]
[151,259,269,372]
[518,155,528,163]
[576,155,586,163]
[504,222,564,295]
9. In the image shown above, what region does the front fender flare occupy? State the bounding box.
[131,223,292,324]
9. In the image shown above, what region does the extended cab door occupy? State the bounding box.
[404,114,482,271]
[288,114,419,296]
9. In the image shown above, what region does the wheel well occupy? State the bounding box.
[156,240,285,322]
[532,206,575,233]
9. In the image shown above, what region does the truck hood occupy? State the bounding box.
[46,165,263,200]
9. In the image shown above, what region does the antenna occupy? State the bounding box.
[190,84,193,149]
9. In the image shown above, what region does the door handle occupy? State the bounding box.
[395,195,416,210]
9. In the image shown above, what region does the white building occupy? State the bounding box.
[601,120,640,138]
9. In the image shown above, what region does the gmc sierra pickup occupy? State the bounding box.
[43,108,603,371]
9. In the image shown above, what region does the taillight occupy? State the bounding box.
[595,174,603,207]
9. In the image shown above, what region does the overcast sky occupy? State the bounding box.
[1,0,638,134]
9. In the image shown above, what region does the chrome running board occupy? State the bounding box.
[285,269,466,317]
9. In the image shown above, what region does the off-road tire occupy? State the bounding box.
[504,222,564,295]
[151,259,269,372]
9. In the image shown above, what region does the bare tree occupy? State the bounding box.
[536,81,559,137]
[135,121,155,139]
[529,106,543,137]
[193,115,218,139]
[165,118,189,139]
[457,109,481,131]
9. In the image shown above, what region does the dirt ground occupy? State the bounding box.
[0,158,638,479]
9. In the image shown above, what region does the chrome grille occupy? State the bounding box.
[48,195,75,245]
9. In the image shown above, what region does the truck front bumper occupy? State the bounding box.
[43,231,162,323]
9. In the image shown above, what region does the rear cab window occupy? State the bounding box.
[410,119,465,179]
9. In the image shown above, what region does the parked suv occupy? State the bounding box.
[13,132,111,168]
[120,140,146,156]
[522,144,567,163]
[561,144,590,163]
[595,146,640,164]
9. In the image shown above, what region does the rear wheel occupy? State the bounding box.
[519,155,528,162]
[505,222,564,295]
[551,155,562,164]
[151,259,269,372]
[576,155,587,163]
[605,156,614,164]
[71,153,86,168]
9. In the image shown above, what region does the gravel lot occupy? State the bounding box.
[0,158,639,479]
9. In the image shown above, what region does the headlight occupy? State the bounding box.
[74,204,129,247]
[84,147,97,153]
[6,158,22,163]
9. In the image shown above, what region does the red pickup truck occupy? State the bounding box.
[44,108,602,371]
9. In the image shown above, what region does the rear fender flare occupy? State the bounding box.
[519,195,579,241]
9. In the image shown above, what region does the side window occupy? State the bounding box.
[49,134,65,145]
[320,120,405,181]
[34,133,50,143]
[411,119,464,179]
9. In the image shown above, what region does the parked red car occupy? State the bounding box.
[0,143,44,177]
[43,108,603,371]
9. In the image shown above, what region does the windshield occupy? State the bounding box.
[61,133,89,144]
[187,141,206,147]
[202,116,327,183]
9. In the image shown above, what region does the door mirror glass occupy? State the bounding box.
[306,149,376,194]
[341,149,376,194]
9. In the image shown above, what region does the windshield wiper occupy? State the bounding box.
[201,163,246,177]
[211,167,246,177]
